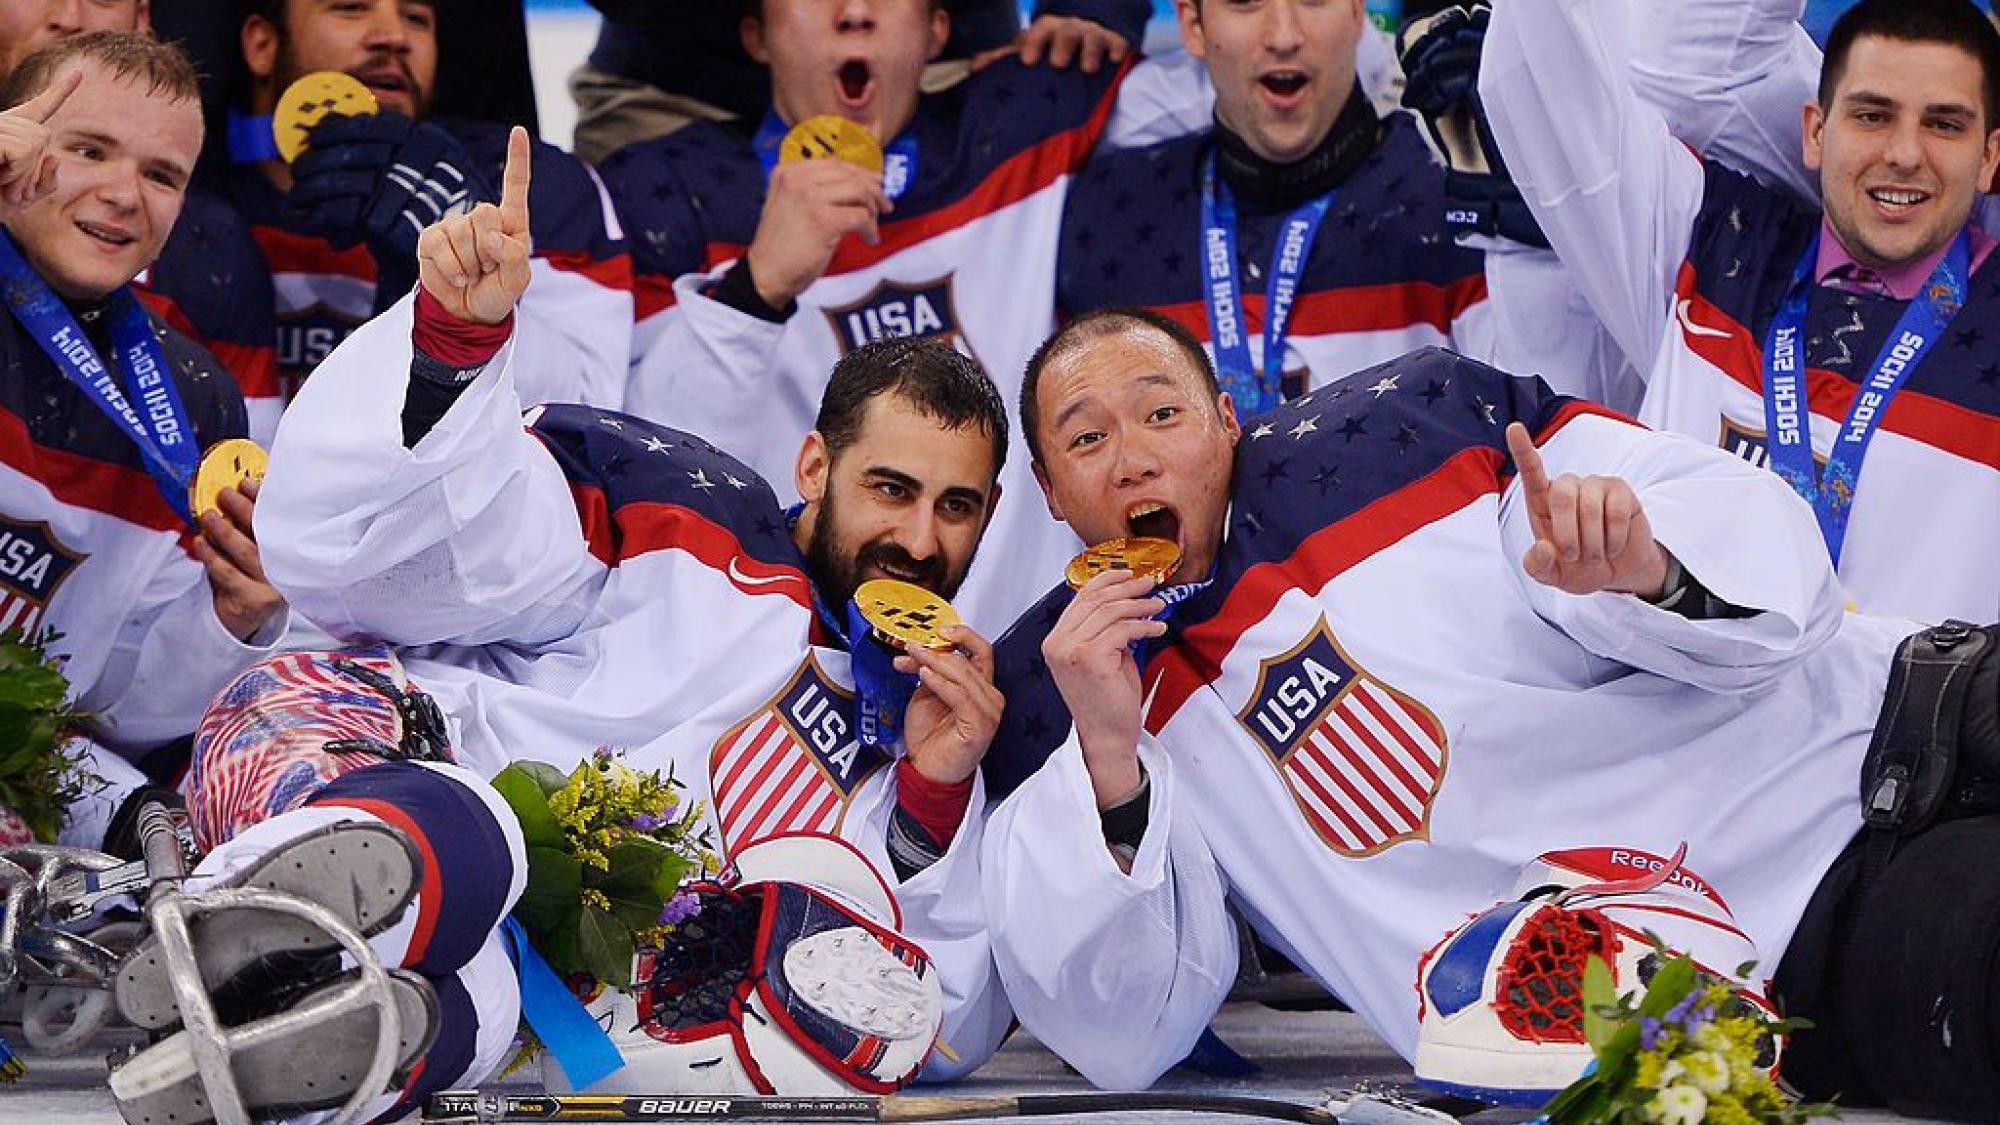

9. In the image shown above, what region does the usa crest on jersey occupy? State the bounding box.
[710,655,891,853]
[822,275,978,363]
[1718,415,1828,476]
[1236,618,1448,857]
[0,518,83,634]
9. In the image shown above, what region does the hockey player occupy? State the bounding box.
[0,32,287,844]
[225,0,633,430]
[0,0,282,442]
[1480,0,2000,625]
[1055,0,1498,413]
[599,0,1217,634]
[256,127,1014,1082]
[982,308,2000,1117]
[569,0,1150,162]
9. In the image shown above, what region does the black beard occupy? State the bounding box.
[804,486,958,613]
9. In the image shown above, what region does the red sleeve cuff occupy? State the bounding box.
[894,758,974,850]
[413,286,514,367]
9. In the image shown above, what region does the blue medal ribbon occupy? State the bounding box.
[845,598,920,753]
[1760,229,1971,565]
[225,110,283,164]
[0,231,198,524]
[499,916,624,1089]
[754,112,919,202]
[1199,153,1334,416]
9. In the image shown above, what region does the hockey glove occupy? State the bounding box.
[287,111,496,261]
[1397,1,1548,248]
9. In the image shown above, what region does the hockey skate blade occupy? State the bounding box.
[109,967,437,1125]
[116,821,422,1029]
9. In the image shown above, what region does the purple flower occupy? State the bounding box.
[1640,1016,1664,1051]
[628,812,666,831]
[1664,990,1712,1031]
[658,892,702,925]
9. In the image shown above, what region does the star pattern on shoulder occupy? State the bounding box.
[1259,457,1290,485]
[1957,327,1985,349]
[1335,416,1368,442]
[1392,423,1421,453]
[688,469,717,492]
[641,434,673,454]
[598,416,625,429]
[1419,379,1449,405]
[1981,362,2000,389]
[1289,416,1320,440]
[754,515,781,538]
[1311,462,1342,493]
[725,473,749,490]
[1249,421,1275,440]
[1367,375,1400,398]
[1472,396,1499,425]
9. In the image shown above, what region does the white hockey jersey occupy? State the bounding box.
[0,307,286,753]
[599,56,1211,635]
[1482,0,2000,625]
[256,298,1011,1080]
[979,348,1915,1089]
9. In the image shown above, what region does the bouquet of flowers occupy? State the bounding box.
[1539,938,1834,1125]
[0,628,92,845]
[492,749,715,990]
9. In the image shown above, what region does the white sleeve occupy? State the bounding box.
[1102,52,1215,150]
[81,561,289,750]
[867,771,1015,1083]
[624,275,799,484]
[257,294,605,647]
[1501,412,1844,691]
[1628,0,1822,205]
[509,258,634,412]
[981,732,1238,1091]
[1480,0,1706,379]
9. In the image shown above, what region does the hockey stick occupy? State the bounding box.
[423,1088,1480,1125]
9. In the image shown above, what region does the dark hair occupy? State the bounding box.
[1821,0,2000,128]
[815,336,1008,481]
[1,31,202,109]
[1019,308,1221,466]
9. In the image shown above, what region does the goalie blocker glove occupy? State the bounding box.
[1397,1,1548,248]
[548,834,943,1098]
[287,112,496,271]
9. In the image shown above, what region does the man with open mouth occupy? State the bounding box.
[222,0,633,440]
[1483,0,2000,627]
[981,307,2000,1120]
[599,0,1217,638]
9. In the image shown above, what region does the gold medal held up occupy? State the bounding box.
[779,115,885,175]
[1065,537,1183,590]
[190,439,268,518]
[273,72,379,164]
[855,579,961,652]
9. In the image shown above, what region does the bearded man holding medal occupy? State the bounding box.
[1481,0,2000,626]
[252,125,1022,1089]
[0,31,286,848]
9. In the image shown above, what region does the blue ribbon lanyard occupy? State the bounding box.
[0,231,198,524]
[1199,153,1334,416]
[753,112,919,202]
[1760,229,1970,564]
[499,916,624,1089]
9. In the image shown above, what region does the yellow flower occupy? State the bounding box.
[1680,1049,1731,1095]
[1645,1084,1707,1125]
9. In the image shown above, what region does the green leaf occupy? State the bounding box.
[579,909,636,989]
[1637,954,1697,1019]
[515,759,571,798]
[492,766,564,849]
[649,853,696,902]
[1583,955,1618,1051]
[515,846,584,935]
[590,839,681,933]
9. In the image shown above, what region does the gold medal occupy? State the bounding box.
[778,115,885,175]
[1065,537,1183,590]
[854,579,961,652]
[273,72,379,164]
[190,439,268,518]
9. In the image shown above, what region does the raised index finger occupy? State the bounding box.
[1504,421,1555,537]
[497,125,533,236]
[15,68,81,124]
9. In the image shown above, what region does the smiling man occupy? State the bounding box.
[1054,0,1498,414]
[0,31,286,843]
[1481,0,2000,625]
[224,0,632,426]
[980,309,2000,1118]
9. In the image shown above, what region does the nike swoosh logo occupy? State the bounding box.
[1675,298,1730,339]
[1140,668,1168,730]
[727,555,801,589]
